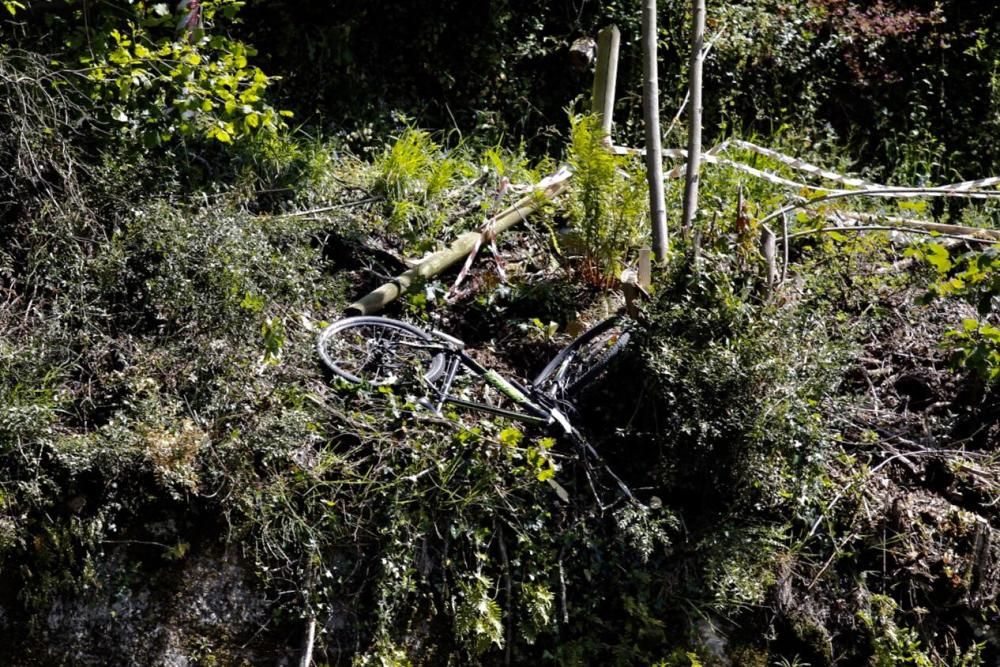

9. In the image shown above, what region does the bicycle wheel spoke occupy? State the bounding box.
[319,317,443,386]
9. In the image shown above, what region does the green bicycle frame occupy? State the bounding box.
[425,350,552,425]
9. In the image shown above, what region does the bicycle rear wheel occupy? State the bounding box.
[532,317,631,398]
[317,316,446,386]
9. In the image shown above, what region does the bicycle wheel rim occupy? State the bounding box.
[563,330,630,396]
[317,316,445,386]
[532,316,627,397]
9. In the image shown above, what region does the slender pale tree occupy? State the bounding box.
[681,0,706,236]
[642,0,668,260]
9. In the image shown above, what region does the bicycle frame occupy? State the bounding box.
[417,338,567,430]
[420,341,633,506]
[318,316,636,507]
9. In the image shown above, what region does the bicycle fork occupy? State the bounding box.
[420,353,463,416]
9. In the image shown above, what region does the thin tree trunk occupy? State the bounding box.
[299,616,316,667]
[642,0,668,260]
[681,0,706,237]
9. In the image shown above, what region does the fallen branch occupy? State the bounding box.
[346,168,572,315]
[783,225,1000,245]
[836,210,1000,241]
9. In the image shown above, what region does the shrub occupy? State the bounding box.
[910,242,1000,383]
[3,0,289,149]
[620,253,843,515]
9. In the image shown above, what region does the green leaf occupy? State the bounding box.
[924,242,953,273]
[498,426,523,447]
[898,200,928,214]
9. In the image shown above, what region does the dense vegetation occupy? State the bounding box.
[2,1,999,665]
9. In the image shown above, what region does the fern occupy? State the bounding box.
[456,572,505,654]
[566,113,647,285]
[520,582,554,644]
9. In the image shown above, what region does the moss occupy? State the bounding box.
[728,645,769,667]
[787,611,834,667]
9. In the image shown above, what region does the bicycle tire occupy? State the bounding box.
[317,316,446,386]
[531,317,631,398]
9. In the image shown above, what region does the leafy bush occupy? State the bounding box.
[3,0,288,148]
[366,126,552,253]
[371,127,471,245]
[629,254,840,514]
[910,242,1000,383]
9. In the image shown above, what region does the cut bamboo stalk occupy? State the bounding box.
[680,0,706,237]
[346,170,573,315]
[638,247,652,289]
[761,225,777,295]
[642,0,669,260]
[569,36,597,71]
[299,616,315,667]
[591,25,621,136]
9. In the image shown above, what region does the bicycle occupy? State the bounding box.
[316,313,636,505]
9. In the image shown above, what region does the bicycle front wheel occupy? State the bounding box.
[532,317,630,398]
[317,316,446,386]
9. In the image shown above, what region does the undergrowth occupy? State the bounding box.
[1,54,998,663]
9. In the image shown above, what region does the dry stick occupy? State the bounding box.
[780,210,790,285]
[663,33,720,140]
[591,25,621,136]
[557,553,570,624]
[762,187,1000,230]
[273,197,381,218]
[497,526,513,667]
[299,616,316,667]
[680,0,706,237]
[761,225,777,294]
[642,0,668,260]
[346,169,572,315]
[785,225,1000,245]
